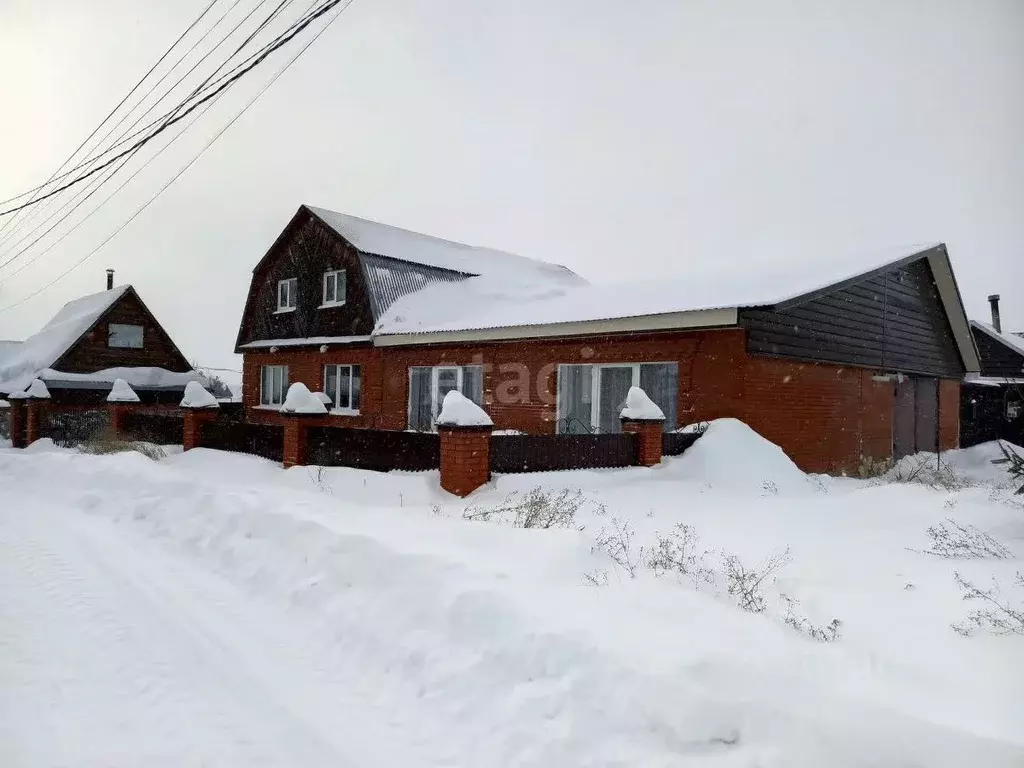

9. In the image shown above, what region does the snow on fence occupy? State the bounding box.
[490,433,640,473]
[197,421,284,463]
[307,426,440,472]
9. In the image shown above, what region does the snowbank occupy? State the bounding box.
[435,390,492,427]
[26,379,50,399]
[664,417,812,493]
[280,382,328,415]
[180,381,219,409]
[106,378,140,403]
[0,399,8,409]
[619,385,665,421]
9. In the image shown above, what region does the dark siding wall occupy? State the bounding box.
[972,327,1024,377]
[237,212,375,346]
[742,258,964,378]
[53,290,191,373]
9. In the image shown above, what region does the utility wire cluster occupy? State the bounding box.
[0,0,353,313]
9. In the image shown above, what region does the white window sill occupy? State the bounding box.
[319,301,346,309]
[274,307,296,314]
[329,408,360,417]
[254,404,284,410]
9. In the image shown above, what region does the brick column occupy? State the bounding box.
[25,399,46,446]
[621,419,664,467]
[439,425,492,497]
[108,403,131,439]
[8,398,26,448]
[282,415,312,469]
[182,409,217,451]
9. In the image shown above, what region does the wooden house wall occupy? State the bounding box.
[741,258,964,378]
[52,289,191,374]
[972,328,1024,377]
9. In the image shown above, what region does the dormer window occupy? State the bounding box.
[322,269,346,307]
[277,278,297,312]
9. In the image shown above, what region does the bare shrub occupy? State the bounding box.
[992,441,1024,496]
[80,428,165,460]
[646,523,714,584]
[462,487,602,529]
[858,455,893,479]
[914,519,1013,560]
[581,569,610,587]
[594,518,644,578]
[721,548,792,613]
[887,455,967,491]
[779,594,842,642]
[951,571,1024,637]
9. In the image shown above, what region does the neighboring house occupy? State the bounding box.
[961,294,1024,447]
[235,205,980,473]
[0,272,200,404]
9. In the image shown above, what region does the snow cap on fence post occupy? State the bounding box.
[26,379,51,399]
[436,390,493,428]
[437,390,492,498]
[180,381,219,409]
[279,383,325,470]
[620,386,664,467]
[279,383,328,415]
[106,378,141,403]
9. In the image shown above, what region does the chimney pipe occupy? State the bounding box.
[106,269,114,291]
[988,294,1002,333]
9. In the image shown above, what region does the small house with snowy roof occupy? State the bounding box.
[0,271,200,404]
[961,294,1024,447]
[234,204,980,474]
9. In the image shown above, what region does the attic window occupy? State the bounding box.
[108,323,143,349]
[277,278,297,312]
[321,269,346,307]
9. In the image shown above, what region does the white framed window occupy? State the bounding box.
[260,365,288,406]
[321,269,347,307]
[408,365,484,431]
[108,323,144,349]
[277,278,297,312]
[324,364,361,413]
[556,362,678,434]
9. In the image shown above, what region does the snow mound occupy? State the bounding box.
[666,418,810,492]
[106,378,140,403]
[280,383,328,415]
[0,399,8,409]
[436,390,492,427]
[619,386,665,421]
[887,440,1024,490]
[312,391,332,405]
[26,379,50,399]
[180,381,219,409]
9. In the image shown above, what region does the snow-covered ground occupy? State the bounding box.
[1,422,1023,766]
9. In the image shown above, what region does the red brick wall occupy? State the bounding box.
[242,329,961,474]
[938,379,960,451]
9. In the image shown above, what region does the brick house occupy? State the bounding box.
[0,271,198,405]
[235,205,980,473]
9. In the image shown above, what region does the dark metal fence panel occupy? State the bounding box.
[216,402,246,423]
[662,431,703,457]
[307,426,440,472]
[42,408,110,448]
[123,411,184,445]
[490,433,639,473]
[198,421,284,463]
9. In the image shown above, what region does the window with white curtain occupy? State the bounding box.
[260,365,288,406]
[322,269,347,307]
[556,362,677,433]
[324,364,361,412]
[407,365,484,431]
[277,278,297,311]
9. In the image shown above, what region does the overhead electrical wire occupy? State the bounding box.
[0,0,354,315]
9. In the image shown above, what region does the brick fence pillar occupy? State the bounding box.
[621,419,665,467]
[282,415,313,469]
[25,399,46,446]
[182,408,217,451]
[108,403,130,439]
[439,425,492,497]
[8,398,26,448]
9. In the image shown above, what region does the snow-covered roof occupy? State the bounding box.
[26,379,51,399]
[279,382,328,415]
[375,243,943,337]
[435,390,492,428]
[971,320,1024,360]
[306,206,581,285]
[106,378,141,403]
[239,335,372,350]
[0,286,130,394]
[38,367,202,390]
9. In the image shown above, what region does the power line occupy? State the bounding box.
[0,0,354,316]
[0,0,326,218]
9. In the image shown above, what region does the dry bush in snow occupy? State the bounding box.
[886,455,968,491]
[779,594,842,642]
[992,441,1024,495]
[593,518,644,578]
[915,519,1013,560]
[951,571,1024,637]
[80,428,165,461]
[646,524,714,585]
[462,487,603,530]
[721,548,792,614]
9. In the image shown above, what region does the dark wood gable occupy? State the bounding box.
[235,208,375,349]
[52,287,192,374]
[741,251,965,378]
[972,326,1024,377]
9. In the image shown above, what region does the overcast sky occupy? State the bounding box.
[0,0,1022,374]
